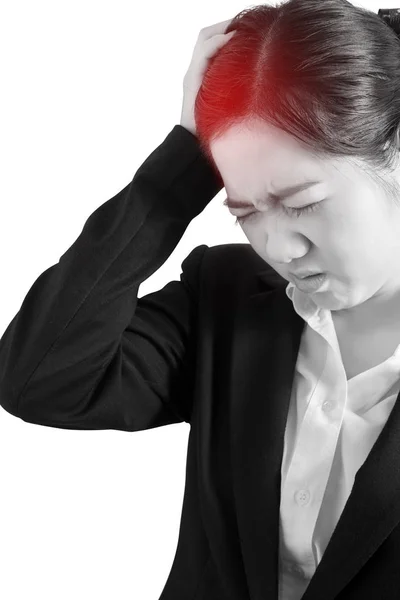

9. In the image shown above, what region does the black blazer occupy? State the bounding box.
[1,124,400,600]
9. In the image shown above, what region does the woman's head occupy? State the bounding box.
[195,0,400,318]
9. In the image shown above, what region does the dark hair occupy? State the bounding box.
[194,0,400,204]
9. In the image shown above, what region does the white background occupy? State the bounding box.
[0,0,386,598]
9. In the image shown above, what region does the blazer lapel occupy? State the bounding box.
[229,267,400,600]
[229,268,305,600]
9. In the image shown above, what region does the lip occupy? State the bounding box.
[290,270,323,279]
[292,272,327,292]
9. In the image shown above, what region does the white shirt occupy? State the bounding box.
[278,281,400,600]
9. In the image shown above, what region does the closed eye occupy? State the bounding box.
[233,201,321,225]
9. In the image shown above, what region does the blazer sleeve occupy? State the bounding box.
[0,124,223,431]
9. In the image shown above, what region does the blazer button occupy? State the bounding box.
[322,400,334,412]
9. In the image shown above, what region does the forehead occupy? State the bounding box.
[209,119,348,190]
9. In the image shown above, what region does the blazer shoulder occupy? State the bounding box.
[197,243,285,293]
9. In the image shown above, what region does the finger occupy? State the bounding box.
[202,30,237,57]
[200,18,236,37]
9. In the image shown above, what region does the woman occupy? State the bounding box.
[1,1,400,598]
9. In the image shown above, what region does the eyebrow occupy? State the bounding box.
[224,180,322,209]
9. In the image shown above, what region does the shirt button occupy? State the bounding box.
[294,489,310,506]
[322,400,334,412]
[291,564,305,578]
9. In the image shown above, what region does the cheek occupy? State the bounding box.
[238,224,265,251]
[315,209,362,251]
[326,229,381,279]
